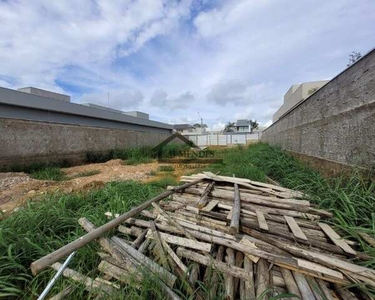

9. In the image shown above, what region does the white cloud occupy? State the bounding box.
[150,89,195,110]
[0,0,374,129]
[80,88,144,110]
[0,0,192,90]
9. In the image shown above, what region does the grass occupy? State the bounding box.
[85,143,190,165]
[29,167,65,181]
[0,178,178,299]
[1,142,374,299]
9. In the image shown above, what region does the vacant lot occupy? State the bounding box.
[0,143,374,299]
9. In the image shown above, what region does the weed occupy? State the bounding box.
[29,167,65,181]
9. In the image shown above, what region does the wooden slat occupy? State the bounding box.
[285,216,308,240]
[318,223,356,255]
[256,210,269,231]
[239,237,260,263]
[146,230,211,252]
[201,200,220,212]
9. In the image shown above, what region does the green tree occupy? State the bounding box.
[347,51,362,67]
[224,122,235,132]
[250,120,259,133]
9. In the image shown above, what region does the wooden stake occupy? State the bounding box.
[224,248,235,300]
[280,268,301,299]
[229,183,241,234]
[292,271,315,300]
[234,251,244,292]
[256,259,270,300]
[240,256,255,300]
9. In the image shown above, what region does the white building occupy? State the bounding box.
[273,80,329,122]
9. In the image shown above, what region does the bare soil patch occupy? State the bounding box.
[0,159,159,217]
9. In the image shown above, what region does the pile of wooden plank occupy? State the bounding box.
[32,172,375,300]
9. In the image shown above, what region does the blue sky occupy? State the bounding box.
[0,0,374,129]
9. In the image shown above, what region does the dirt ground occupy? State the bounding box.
[0,159,162,218]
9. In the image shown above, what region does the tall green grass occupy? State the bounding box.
[29,167,65,181]
[85,143,191,165]
[0,179,178,299]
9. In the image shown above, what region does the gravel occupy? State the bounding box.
[0,172,35,192]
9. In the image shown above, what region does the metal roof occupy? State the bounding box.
[173,124,194,130]
[236,119,250,126]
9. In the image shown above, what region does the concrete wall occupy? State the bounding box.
[0,118,171,169]
[262,49,375,170]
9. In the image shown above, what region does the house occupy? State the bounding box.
[235,119,251,132]
[273,80,329,122]
[174,124,207,135]
[224,119,258,133]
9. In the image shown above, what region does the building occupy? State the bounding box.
[1,86,167,131]
[173,124,195,134]
[235,119,251,132]
[173,124,206,135]
[273,80,329,122]
[223,119,258,133]
[18,86,70,102]
[0,85,173,169]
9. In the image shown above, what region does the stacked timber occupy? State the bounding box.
[32,172,375,300]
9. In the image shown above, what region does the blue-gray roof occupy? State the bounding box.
[236,119,249,126]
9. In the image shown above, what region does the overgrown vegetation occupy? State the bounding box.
[8,160,72,174]
[29,167,65,181]
[85,143,191,165]
[0,178,178,299]
[1,142,374,299]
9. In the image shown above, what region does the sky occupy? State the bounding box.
[0,0,374,130]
